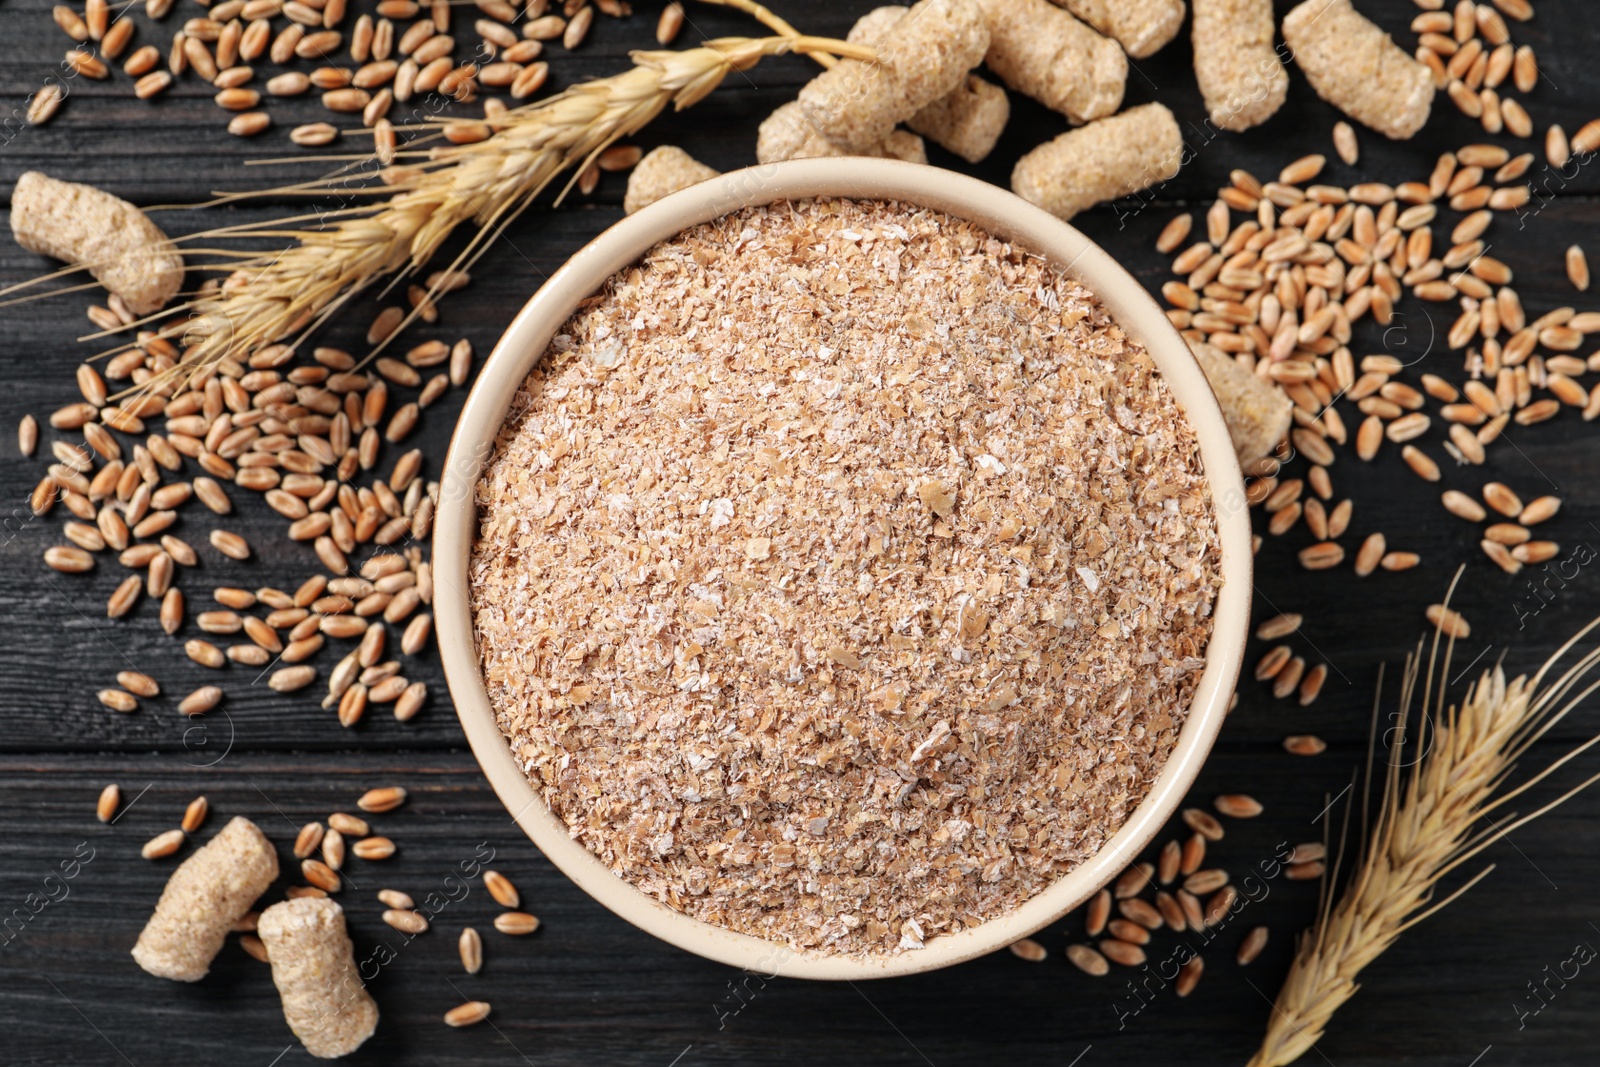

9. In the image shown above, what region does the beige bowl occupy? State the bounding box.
[434,157,1252,980]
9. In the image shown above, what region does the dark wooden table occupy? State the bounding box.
[1,1,1598,1063]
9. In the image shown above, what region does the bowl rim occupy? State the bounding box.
[434,157,1252,980]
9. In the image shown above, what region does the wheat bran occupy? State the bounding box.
[471,198,1221,955]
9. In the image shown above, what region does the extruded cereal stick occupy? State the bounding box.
[1188,341,1293,465]
[131,816,278,982]
[1057,0,1185,59]
[975,0,1126,124]
[1010,102,1183,222]
[10,170,184,316]
[845,7,915,55]
[623,146,720,215]
[755,100,928,165]
[848,6,1010,163]
[796,0,989,153]
[257,898,379,1059]
[904,77,1010,163]
[1282,0,1434,140]
[1191,0,1289,132]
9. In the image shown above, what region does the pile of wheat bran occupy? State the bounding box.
[470,197,1221,955]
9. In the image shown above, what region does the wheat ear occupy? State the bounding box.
[1249,598,1600,1067]
[85,31,869,389]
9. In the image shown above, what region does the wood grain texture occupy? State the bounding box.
[0,0,1598,1063]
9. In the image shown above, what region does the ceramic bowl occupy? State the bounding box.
[434,157,1252,980]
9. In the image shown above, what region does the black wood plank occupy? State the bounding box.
[2,749,1599,1067]
[0,0,1598,1062]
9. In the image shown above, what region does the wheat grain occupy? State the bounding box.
[1153,890,1185,930]
[372,890,410,912]
[229,111,272,137]
[45,545,94,572]
[1441,489,1487,521]
[492,911,540,935]
[142,828,186,859]
[1099,939,1146,967]
[1066,943,1109,976]
[1256,645,1292,681]
[1113,862,1154,900]
[1156,840,1181,885]
[656,1,683,44]
[1484,522,1531,546]
[1176,955,1204,996]
[302,858,341,892]
[351,835,395,860]
[1273,657,1307,700]
[1298,542,1345,570]
[1283,734,1327,756]
[357,785,406,812]
[1085,888,1111,936]
[1400,445,1441,481]
[483,870,519,908]
[1354,533,1386,576]
[1257,614,1302,641]
[1299,664,1329,706]
[53,5,89,41]
[1513,541,1559,564]
[1183,807,1225,841]
[459,926,483,973]
[1183,868,1229,895]
[1177,834,1205,877]
[288,823,323,861]
[1008,937,1048,962]
[383,908,428,933]
[1215,794,1263,819]
[97,783,120,822]
[97,688,137,712]
[1331,122,1358,164]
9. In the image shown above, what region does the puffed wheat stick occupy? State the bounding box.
[1010,102,1183,222]
[10,171,184,316]
[1057,0,1185,59]
[1191,0,1289,132]
[623,146,721,214]
[756,100,928,164]
[796,0,989,153]
[1189,341,1293,465]
[1282,0,1435,140]
[131,816,278,982]
[258,898,379,1059]
[847,6,1010,163]
[974,0,1125,124]
[906,77,1010,163]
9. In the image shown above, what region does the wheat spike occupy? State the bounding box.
[87,29,868,388]
[1250,599,1600,1067]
